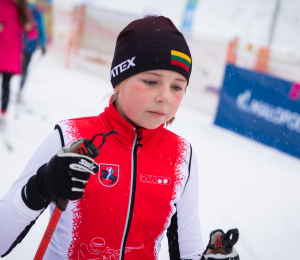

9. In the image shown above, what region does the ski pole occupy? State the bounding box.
[33,130,118,260]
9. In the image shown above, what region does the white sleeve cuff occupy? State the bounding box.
[13,188,44,220]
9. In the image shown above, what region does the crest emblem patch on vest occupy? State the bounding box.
[99,164,119,187]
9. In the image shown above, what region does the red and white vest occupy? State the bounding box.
[47,103,203,260]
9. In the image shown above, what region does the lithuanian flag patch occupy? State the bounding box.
[171,50,191,72]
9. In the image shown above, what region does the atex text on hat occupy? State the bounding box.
[110,57,136,79]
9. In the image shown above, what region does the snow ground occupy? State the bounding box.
[1,52,300,260]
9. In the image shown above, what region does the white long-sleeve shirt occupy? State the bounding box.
[0,130,61,257]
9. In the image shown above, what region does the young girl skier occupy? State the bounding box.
[18,0,47,102]
[0,7,239,260]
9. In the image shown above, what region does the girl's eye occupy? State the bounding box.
[172,85,183,91]
[143,80,157,86]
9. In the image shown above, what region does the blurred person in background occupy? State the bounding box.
[0,0,31,128]
[18,0,46,103]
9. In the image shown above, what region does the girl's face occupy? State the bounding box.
[114,70,187,129]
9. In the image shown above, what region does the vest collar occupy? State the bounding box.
[100,103,164,148]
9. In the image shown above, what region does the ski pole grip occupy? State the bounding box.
[56,199,69,211]
[70,138,99,158]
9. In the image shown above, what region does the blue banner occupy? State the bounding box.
[215,65,300,158]
[181,0,199,36]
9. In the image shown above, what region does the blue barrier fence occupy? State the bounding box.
[215,64,300,159]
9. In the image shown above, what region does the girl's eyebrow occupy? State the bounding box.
[144,72,162,77]
[144,72,187,83]
[175,78,187,83]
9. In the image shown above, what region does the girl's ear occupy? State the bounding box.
[114,85,120,94]
[114,81,123,94]
[114,78,128,94]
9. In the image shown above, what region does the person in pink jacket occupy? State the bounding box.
[0,0,29,127]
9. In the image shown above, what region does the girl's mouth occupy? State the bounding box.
[148,111,166,117]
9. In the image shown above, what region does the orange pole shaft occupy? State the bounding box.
[33,206,63,260]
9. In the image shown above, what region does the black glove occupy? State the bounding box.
[41,46,46,55]
[23,144,99,210]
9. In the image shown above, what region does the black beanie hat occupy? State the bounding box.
[110,15,192,87]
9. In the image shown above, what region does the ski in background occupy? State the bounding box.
[0,119,13,151]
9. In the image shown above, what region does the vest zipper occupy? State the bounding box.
[119,130,138,260]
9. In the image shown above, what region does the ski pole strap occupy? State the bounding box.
[222,228,239,247]
[90,130,118,150]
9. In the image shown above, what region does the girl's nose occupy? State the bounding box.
[156,86,170,104]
